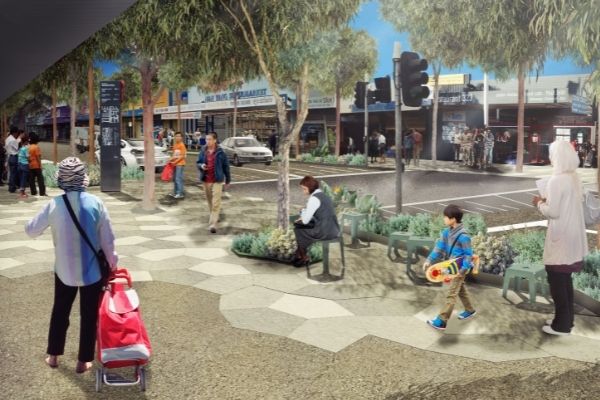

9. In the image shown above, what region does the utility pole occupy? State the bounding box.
[364,73,369,167]
[393,42,402,213]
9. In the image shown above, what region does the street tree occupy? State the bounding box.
[219,0,361,229]
[315,28,377,156]
[110,66,142,138]
[380,0,465,166]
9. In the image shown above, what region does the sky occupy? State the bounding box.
[100,0,593,81]
[350,0,593,81]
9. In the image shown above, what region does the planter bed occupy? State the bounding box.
[231,249,322,266]
[352,227,600,315]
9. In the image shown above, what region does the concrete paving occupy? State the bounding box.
[2,177,600,398]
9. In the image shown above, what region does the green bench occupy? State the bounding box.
[340,212,369,249]
[405,236,437,284]
[307,236,346,283]
[387,231,415,263]
[502,263,548,305]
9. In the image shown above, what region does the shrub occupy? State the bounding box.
[408,213,432,237]
[341,189,358,208]
[273,154,282,162]
[87,164,101,186]
[463,213,487,236]
[323,155,339,164]
[42,163,59,188]
[308,242,323,262]
[310,144,329,157]
[429,214,446,239]
[266,228,297,261]
[121,166,144,180]
[349,154,366,166]
[232,233,255,254]
[509,230,545,263]
[355,194,382,215]
[472,233,516,275]
[574,250,600,301]
[320,180,335,201]
[382,214,412,235]
[301,153,315,163]
[249,231,270,257]
[359,214,386,235]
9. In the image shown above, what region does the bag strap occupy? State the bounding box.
[446,232,464,260]
[62,194,100,258]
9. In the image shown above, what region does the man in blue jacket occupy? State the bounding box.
[197,132,231,233]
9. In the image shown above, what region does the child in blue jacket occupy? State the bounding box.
[423,204,476,330]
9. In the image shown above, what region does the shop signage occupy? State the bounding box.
[438,92,476,105]
[572,94,593,116]
[429,74,469,86]
[161,111,202,120]
[155,96,277,114]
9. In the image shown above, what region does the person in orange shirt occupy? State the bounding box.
[28,132,46,196]
[169,131,186,199]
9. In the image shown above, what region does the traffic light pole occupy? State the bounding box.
[393,43,403,213]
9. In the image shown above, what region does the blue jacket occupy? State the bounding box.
[426,224,473,271]
[196,146,231,184]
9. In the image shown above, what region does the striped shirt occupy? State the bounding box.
[426,224,473,271]
[25,191,118,286]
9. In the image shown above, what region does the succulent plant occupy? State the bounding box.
[472,233,516,275]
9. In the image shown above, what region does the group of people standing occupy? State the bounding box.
[165,131,231,234]
[402,128,423,166]
[452,127,495,169]
[3,126,46,198]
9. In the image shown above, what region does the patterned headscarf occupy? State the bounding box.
[56,157,89,192]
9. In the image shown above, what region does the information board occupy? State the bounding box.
[99,81,122,192]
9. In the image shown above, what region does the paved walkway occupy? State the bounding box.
[1,180,599,366]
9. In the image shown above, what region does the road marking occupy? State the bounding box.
[500,204,520,210]
[234,165,301,178]
[464,200,507,212]
[474,207,492,213]
[407,205,432,213]
[315,170,396,179]
[495,194,535,207]
[381,187,538,209]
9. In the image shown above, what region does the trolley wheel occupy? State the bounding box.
[95,368,103,392]
[139,367,147,392]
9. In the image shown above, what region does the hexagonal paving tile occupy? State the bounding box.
[115,236,153,246]
[222,308,305,337]
[193,275,253,295]
[269,294,354,319]
[189,261,250,276]
[184,248,229,260]
[220,286,284,310]
[288,317,367,352]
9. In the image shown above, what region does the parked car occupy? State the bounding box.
[220,137,273,166]
[95,139,170,172]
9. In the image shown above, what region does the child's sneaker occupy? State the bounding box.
[427,316,447,331]
[458,310,477,320]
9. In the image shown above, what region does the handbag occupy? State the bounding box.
[294,219,316,229]
[62,194,111,284]
[161,162,174,182]
[583,189,600,227]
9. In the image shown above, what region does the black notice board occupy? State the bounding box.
[99,81,122,192]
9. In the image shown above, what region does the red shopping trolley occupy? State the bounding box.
[95,268,152,392]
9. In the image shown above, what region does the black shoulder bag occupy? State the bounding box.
[62,194,110,283]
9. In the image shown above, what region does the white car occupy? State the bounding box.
[95,139,170,172]
[220,137,273,166]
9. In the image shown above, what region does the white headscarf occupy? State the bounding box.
[548,140,582,196]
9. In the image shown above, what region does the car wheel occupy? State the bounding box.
[233,154,242,167]
[265,161,272,166]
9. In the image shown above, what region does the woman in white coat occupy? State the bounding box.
[533,140,588,336]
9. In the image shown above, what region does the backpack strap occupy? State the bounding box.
[63,194,100,258]
[446,232,464,260]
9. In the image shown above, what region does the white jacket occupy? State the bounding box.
[537,141,588,266]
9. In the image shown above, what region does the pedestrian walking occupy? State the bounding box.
[378,132,387,163]
[423,204,476,330]
[196,132,231,233]
[347,136,355,155]
[268,130,278,155]
[473,129,485,169]
[403,130,414,166]
[292,176,340,268]
[169,132,186,199]
[25,157,118,373]
[452,129,463,163]
[533,140,588,336]
[28,132,46,196]
[5,126,20,193]
[461,129,473,166]
[483,129,495,168]
[412,129,423,166]
[17,132,30,199]
[368,132,378,164]
[0,130,6,186]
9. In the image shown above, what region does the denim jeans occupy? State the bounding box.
[8,154,18,192]
[174,165,184,196]
[18,163,29,191]
[484,147,494,165]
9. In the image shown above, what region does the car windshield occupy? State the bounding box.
[234,139,261,147]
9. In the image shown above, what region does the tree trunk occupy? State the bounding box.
[431,63,441,166]
[140,60,157,211]
[516,63,526,173]
[70,78,77,156]
[88,63,95,164]
[233,91,238,136]
[52,82,58,165]
[277,140,291,229]
[335,84,341,156]
[295,86,301,158]
[176,89,181,132]
[597,100,600,249]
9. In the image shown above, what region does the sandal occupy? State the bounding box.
[45,356,58,368]
[75,361,93,374]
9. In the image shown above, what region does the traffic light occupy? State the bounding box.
[354,81,367,108]
[374,76,391,103]
[400,52,430,107]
